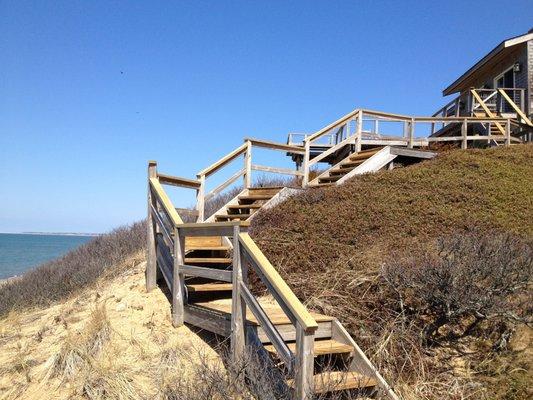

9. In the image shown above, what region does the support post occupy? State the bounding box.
[505,119,511,147]
[244,140,252,189]
[146,161,158,292]
[294,323,315,400]
[408,118,415,148]
[302,140,310,187]
[355,110,363,153]
[461,119,468,149]
[231,225,246,362]
[196,174,205,222]
[171,228,185,327]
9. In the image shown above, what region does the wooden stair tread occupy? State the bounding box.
[184,257,232,264]
[226,204,262,209]
[264,339,353,356]
[288,371,377,393]
[238,195,272,201]
[319,175,342,182]
[186,283,233,292]
[194,300,334,325]
[215,214,251,220]
[185,246,230,251]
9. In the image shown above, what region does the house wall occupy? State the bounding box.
[524,40,533,115]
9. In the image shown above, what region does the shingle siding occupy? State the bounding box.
[523,40,533,115]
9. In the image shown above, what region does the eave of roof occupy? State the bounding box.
[443,32,533,96]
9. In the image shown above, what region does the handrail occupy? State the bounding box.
[238,232,318,333]
[197,142,248,178]
[149,178,183,226]
[158,173,201,189]
[304,108,360,143]
[245,137,306,154]
[498,89,533,126]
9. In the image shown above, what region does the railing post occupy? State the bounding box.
[295,323,315,400]
[461,119,468,149]
[146,161,158,292]
[302,140,310,187]
[244,140,252,189]
[408,118,414,148]
[196,174,205,222]
[355,110,363,153]
[505,119,511,147]
[172,227,185,327]
[231,226,246,362]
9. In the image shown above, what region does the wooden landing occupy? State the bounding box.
[193,300,334,326]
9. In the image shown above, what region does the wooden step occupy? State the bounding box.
[264,339,353,357]
[215,214,251,221]
[186,283,233,293]
[329,166,355,176]
[288,371,376,393]
[319,175,342,182]
[247,187,283,196]
[184,257,232,264]
[226,204,262,210]
[238,195,272,202]
[185,245,231,251]
[185,236,223,248]
[348,148,381,161]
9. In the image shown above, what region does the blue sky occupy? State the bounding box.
[1,1,532,233]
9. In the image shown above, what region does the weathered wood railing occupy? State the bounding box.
[145,138,304,223]
[146,165,318,398]
[195,138,304,221]
[300,108,521,186]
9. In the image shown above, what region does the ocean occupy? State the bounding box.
[0,233,93,279]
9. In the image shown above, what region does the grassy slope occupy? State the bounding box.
[250,145,533,399]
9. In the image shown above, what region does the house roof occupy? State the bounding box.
[443,30,533,96]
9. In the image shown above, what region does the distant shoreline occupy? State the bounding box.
[0,232,101,237]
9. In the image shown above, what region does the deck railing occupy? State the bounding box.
[300,108,520,186]
[147,138,304,223]
[146,163,318,398]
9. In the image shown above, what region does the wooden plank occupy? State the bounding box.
[245,137,306,154]
[172,229,185,327]
[184,305,231,336]
[150,203,174,247]
[389,147,437,159]
[204,168,245,202]
[197,142,248,178]
[238,233,318,333]
[294,323,315,399]
[184,257,232,264]
[186,283,233,292]
[149,178,183,226]
[196,174,205,222]
[498,89,533,126]
[179,264,232,282]
[289,371,376,393]
[308,134,356,166]
[146,161,158,291]
[240,284,293,367]
[185,236,223,248]
[178,223,237,238]
[158,173,201,189]
[470,90,506,135]
[305,109,361,143]
[264,339,353,356]
[251,164,303,176]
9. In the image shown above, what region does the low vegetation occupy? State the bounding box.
[0,222,146,317]
[250,145,533,399]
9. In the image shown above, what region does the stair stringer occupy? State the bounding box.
[331,319,400,400]
[336,146,396,185]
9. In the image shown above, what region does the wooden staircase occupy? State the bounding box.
[146,162,398,399]
[309,146,436,187]
[213,187,283,222]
